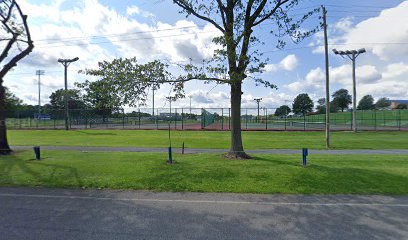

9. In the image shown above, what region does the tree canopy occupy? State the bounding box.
[357,95,375,110]
[275,105,291,117]
[332,89,352,112]
[169,0,319,158]
[375,97,391,109]
[49,89,87,110]
[292,93,313,115]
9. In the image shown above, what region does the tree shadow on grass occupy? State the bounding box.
[251,155,408,194]
[0,151,83,187]
[75,130,117,136]
[136,154,408,194]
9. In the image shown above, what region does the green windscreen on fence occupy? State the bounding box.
[201,109,216,128]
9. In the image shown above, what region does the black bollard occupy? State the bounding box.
[33,146,41,160]
[167,147,173,164]
[182,142,185,154]
[302,148,308,166]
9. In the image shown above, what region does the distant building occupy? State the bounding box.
[390,100,408,109]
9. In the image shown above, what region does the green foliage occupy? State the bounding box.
[4,86,23,110]
[292,93,313,115]
[275,105,291,117]
[396,104,407,109]
[357,94,375,110]
[375,97,391,109]
[332,89,352,112]
[78,58,179,107]
[49,89,86,110]
[315,98,326,114]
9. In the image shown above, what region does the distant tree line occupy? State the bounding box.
[274,88,403,117]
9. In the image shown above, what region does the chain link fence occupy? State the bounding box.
[4,108,408,131]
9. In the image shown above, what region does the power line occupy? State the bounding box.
[33,25,205,43]
[325,4,399,9]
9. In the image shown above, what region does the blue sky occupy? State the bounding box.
[3,0,408,111]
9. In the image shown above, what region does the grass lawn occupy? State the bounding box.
[1,150,407,194]
[7,129,408,150]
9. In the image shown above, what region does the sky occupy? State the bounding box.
[3,0,408,111]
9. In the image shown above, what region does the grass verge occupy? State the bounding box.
[7,130,408,150]
[1,150,407,194]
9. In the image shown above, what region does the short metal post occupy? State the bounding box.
[302,148,308,167]
[182,142,185,154]
[33,146,41,160]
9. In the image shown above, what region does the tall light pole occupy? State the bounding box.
[36,70,45,117]
[58,57,79,130]
[333,48,365,132]
[254,98,262,123]
[322,5,330,148]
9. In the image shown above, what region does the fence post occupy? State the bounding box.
[175,108,177,130]
[221,108,224,130]
[138,109,141,129]
[303,113,306,131]
[122,109,125,129]
[398,110,401,131]
[265,108,268,130]
[181,108,184,130]
[156,109,159,130]
[228,108,231,130]
[245,109,248,130]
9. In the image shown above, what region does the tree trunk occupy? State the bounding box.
[227,82,251,159]
[0,84,12,154]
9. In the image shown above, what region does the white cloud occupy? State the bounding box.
[280,54,298,71]
[285,67,324,93]
[337,2,408,60]
[263,54,298,73]
[127,6,155,18]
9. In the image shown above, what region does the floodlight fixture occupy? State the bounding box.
[332,48,366,132]
[58,57,79,130]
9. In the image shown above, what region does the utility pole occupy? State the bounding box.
[333,48,366,132]
[322,6,330,148]
[254,98,262,123]
[58,57,79,130]
[36,70,45,118]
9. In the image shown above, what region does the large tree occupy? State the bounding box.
[292,93,313,115]
[316,97,326,114]
[332,89,351,112]
[169,0,318,158]
[375,97,391,109]
[49,89,87,110]
[0,0,34,154]
[4,86,23,110]
[275,105,291,117]
[357,94,375,110]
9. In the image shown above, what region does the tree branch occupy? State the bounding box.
[0,34,17,63]
[173,0,225,33]
[216,0,227,27]
[252,0,289,27]
[0,1,34,79]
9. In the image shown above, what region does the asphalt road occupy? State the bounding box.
[1,187,407,240]
[11,145,408,154]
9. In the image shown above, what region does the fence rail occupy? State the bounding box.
[4,108,408,131]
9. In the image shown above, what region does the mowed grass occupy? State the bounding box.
[7,130,408,149]
[1,150,407,194]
